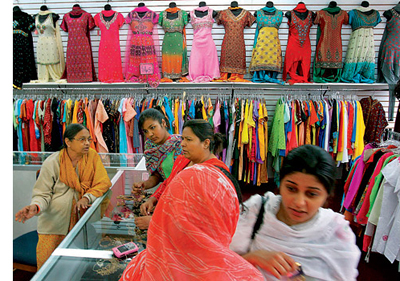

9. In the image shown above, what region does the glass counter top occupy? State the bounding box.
[31,167,150,281]
[13,151,144,169]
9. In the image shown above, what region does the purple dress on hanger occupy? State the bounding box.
[188,6,220,82]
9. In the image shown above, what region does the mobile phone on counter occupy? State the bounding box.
[112,242,139,258]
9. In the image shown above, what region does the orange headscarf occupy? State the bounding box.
[120,160,263,281]
[59,147,111,198]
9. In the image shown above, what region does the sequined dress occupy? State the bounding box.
[94,10,125,83]
[341,9,381,83]
[123,9,161,88]
[187,7,220,82]
[250,8,283,84]
[282,10,313,84]
[158,10,189,79]
[61,9,97,82]
[13,11,37,89]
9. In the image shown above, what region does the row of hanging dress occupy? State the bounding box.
[15,4,399,88]
[268,95,369,182]
[12,94,271,186]
[341,143,400,266]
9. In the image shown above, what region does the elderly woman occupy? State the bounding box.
[15,123,112,269]
[120,119,263,280]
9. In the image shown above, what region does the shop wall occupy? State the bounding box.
[12,0,397,128]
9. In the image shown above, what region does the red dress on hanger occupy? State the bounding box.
[61,6,97,83]
[283,4,313,84]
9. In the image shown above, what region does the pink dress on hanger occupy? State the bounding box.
[94,10,125,83]
[188,6,220,82]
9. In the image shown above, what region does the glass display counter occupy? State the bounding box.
[30,164,150,281]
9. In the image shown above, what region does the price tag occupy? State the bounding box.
[142,173,149,181]
[140,63,154,75]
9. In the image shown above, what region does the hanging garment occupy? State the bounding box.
[216,8,255,77]
[94,10,125,83]
[123,6,161,88]
[187,6,220,82]
[61,6,96,82]
[158,8,189,79]
[249,7,283,84]
[313,8,349,83]
[371,158,400,263]
[33,11,65,83]
[341,7,381,83]
[360,96,388,144]
[378,9,400,121]
[282,5,313,84]
[13,9,37,89]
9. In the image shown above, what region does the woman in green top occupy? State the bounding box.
[132,108,182,228]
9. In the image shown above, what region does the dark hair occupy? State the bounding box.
[182,119,225,154]
[280,145,336,194]
[138,108,169,131]
[61,123,89,149]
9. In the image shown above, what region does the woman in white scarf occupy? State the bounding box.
[230,145,361,281]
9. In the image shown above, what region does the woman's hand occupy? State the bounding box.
[242,250,298,279]
[76,197,90,212]
[134,216,152,230]
[140,197,157,216]
[15,205,38,223]
[131,181,145,194]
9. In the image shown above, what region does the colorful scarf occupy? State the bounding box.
[322,6,341,14]
[144,134,182,180]
[195,6,209,12]
[294,3,307,13]
[102,9,116,17]
[261,6,276,13]
[120,159,264,280]
[59,147,111,198]
[70,6,85,16]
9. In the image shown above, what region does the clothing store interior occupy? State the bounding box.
[11,0,400,280]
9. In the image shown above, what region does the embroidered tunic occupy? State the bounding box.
[283,10,313,84]
[13,11,37,89]
[94,10,125,83]
[123,8,161,88]
[158,10,189,79]
[187,7,220,82]
[360,96,388,144]
[61,10,97,82]
[217,9,255,74]
[341,8,381,83]
[314,9,349,69]
[249,9,282,74]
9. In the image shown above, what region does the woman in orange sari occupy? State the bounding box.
[120,119,263,280]
[15,124,112,269]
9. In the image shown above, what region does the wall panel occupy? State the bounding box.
[13,0,398,128]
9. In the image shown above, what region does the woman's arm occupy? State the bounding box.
[30,160,58,214]
[242,250,297,279]
[132,171,163,193]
